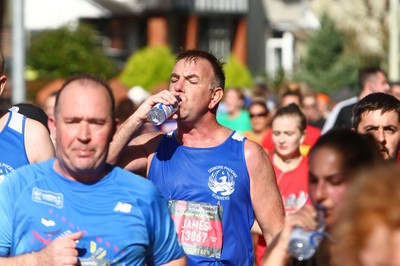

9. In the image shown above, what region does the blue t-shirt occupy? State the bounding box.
[0,111,29,179]
[0,159,184,265]
[148,131,254,265]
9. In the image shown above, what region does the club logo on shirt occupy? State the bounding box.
[0,162,14,183]
[32,187,63,208]
[208,165,236,200]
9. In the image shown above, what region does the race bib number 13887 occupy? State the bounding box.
[169,200,223,259]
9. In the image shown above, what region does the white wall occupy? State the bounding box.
[25,0,109,30]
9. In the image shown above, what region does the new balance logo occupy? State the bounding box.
[113,202,132,213]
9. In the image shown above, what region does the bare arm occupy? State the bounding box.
[0,252,39,266]
[107,112,148,166]
[107,90,180,170]
[162,256,187,266]
[0,232,82,266]
[262,205,318,266]
[115,131,164,175]
[245,140,285,245]
[251,220,262,235]
[25,118,55,163]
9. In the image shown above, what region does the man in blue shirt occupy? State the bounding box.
[0,75,185,265]
[108,49,284,265]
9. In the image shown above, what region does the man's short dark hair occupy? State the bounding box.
[176,49,225,91]
[353,92,400,130]
[358,67,384,91]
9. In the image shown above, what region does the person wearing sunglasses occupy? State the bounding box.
[243,99,270,144]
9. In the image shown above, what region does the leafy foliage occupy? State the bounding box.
[224,55,253,89]
[294,15,358,93]
[27,24,118,80]
[118,46,175,91]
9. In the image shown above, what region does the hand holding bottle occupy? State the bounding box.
[288,204,326,261]
[261,204,320,266]
[131,90,181,124]
[147,95,181,125]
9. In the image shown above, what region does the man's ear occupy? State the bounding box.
[209,87,224,109]
[0,75,7,96]
[48,116,56,140]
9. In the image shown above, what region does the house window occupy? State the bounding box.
[266,31,294,78]
[199,18,231,60]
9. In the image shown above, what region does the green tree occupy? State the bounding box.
[27,24,118,80]
[224,55,253,89]
[118,46,175,91]
[294,15,358,93]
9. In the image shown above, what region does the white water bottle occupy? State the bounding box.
[288,205,326,261]
[147,96,181,125]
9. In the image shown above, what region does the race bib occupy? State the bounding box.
[78,258,110,266]
[169,200,223,258]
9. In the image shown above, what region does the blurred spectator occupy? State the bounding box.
[322,67,390,134]
[270,103,310,213]
[116,97,135,124]
[252,78,278,112]
[262,129,383,266]
[302,90,326,129]
[217,87,252,133]
[255,103,310,266]
[389,81,400,100]
[316,92,331,119]
[280,89,303,107]
[41,91,58,121]
[243,99,270,143]
[261,89,321,156]
[40,91,60,146]
[333,163,400,266]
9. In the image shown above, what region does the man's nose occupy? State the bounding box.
[375,129,386,144]
[173,79,184,92]
[78,122,90,141]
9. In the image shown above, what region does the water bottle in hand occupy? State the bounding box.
[288,205,326,261]
[147,96,181,125]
